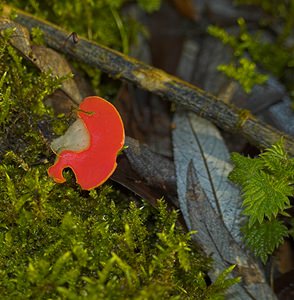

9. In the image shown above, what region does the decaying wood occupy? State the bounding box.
[4,5,294,155]
[112,136,178,209]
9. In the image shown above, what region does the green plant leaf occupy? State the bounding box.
[229,152,263,186]
[242,171,292,226]
[243,220,289,264]
[259,139,294,178]
[229,140,294,262]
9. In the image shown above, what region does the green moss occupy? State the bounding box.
[30,27,45,45]
[208,10,293,95]
[217,58,268,94]
[137,0,161,13]
[0,29,65,162]
[0,160,237,298]
[236,109,252,128]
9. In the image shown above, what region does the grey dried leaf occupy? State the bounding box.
[172,110,277,299]
[192,36,285,113]
[173,110,243,242]
[265,95,294,136]
[192,0,262,23]
[173,37,277,299]
[32,46,83,104]
[0,17,36,61]
[185,161,277,299]
[175,38,244,242]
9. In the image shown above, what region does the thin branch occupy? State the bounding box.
[5,5,294,154]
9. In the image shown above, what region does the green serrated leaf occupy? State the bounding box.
[229,140,293,261]
[243,220,289,263]
[259,139,289,174]
[229,152,263,186]
[242,172,292,226]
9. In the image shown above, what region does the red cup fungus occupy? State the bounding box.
[48,96,125,190]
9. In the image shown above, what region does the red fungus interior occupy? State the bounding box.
[48,96,125,190]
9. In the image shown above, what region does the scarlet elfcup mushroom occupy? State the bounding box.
[48,96,125,190]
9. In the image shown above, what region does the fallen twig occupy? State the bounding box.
[4,5,294,154]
